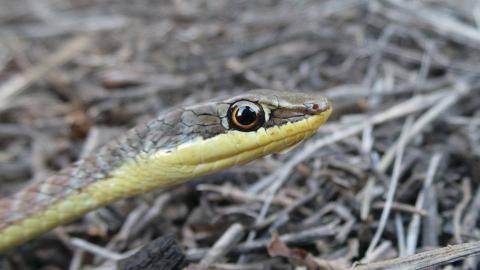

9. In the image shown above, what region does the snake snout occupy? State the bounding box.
[304,97,331,115]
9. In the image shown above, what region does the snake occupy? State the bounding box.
[0,89,331,252]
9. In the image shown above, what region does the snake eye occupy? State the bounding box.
[228,100,265,131]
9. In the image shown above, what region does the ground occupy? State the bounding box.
[0,0,480,269]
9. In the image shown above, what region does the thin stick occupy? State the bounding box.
[198,223,245,270]
[378,90,464,172]
[0,35,92,111]
[353,241,480,270]
[395,214,406,257]
[406,153,442,255]
[71,238,125,261]
[364,117,412,261]
[383,0,480,46]
[453,178,472,244]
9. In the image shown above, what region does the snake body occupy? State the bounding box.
[0,89,331,252]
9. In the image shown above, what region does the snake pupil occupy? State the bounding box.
[228,100,265,131]
[236,106,256,125]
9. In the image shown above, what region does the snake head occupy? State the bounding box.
[131,89,332,181]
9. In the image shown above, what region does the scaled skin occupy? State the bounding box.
[0,89,331,251]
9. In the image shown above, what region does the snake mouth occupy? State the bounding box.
[233,107,332,158]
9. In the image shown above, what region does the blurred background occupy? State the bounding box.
[0,0,480,269]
